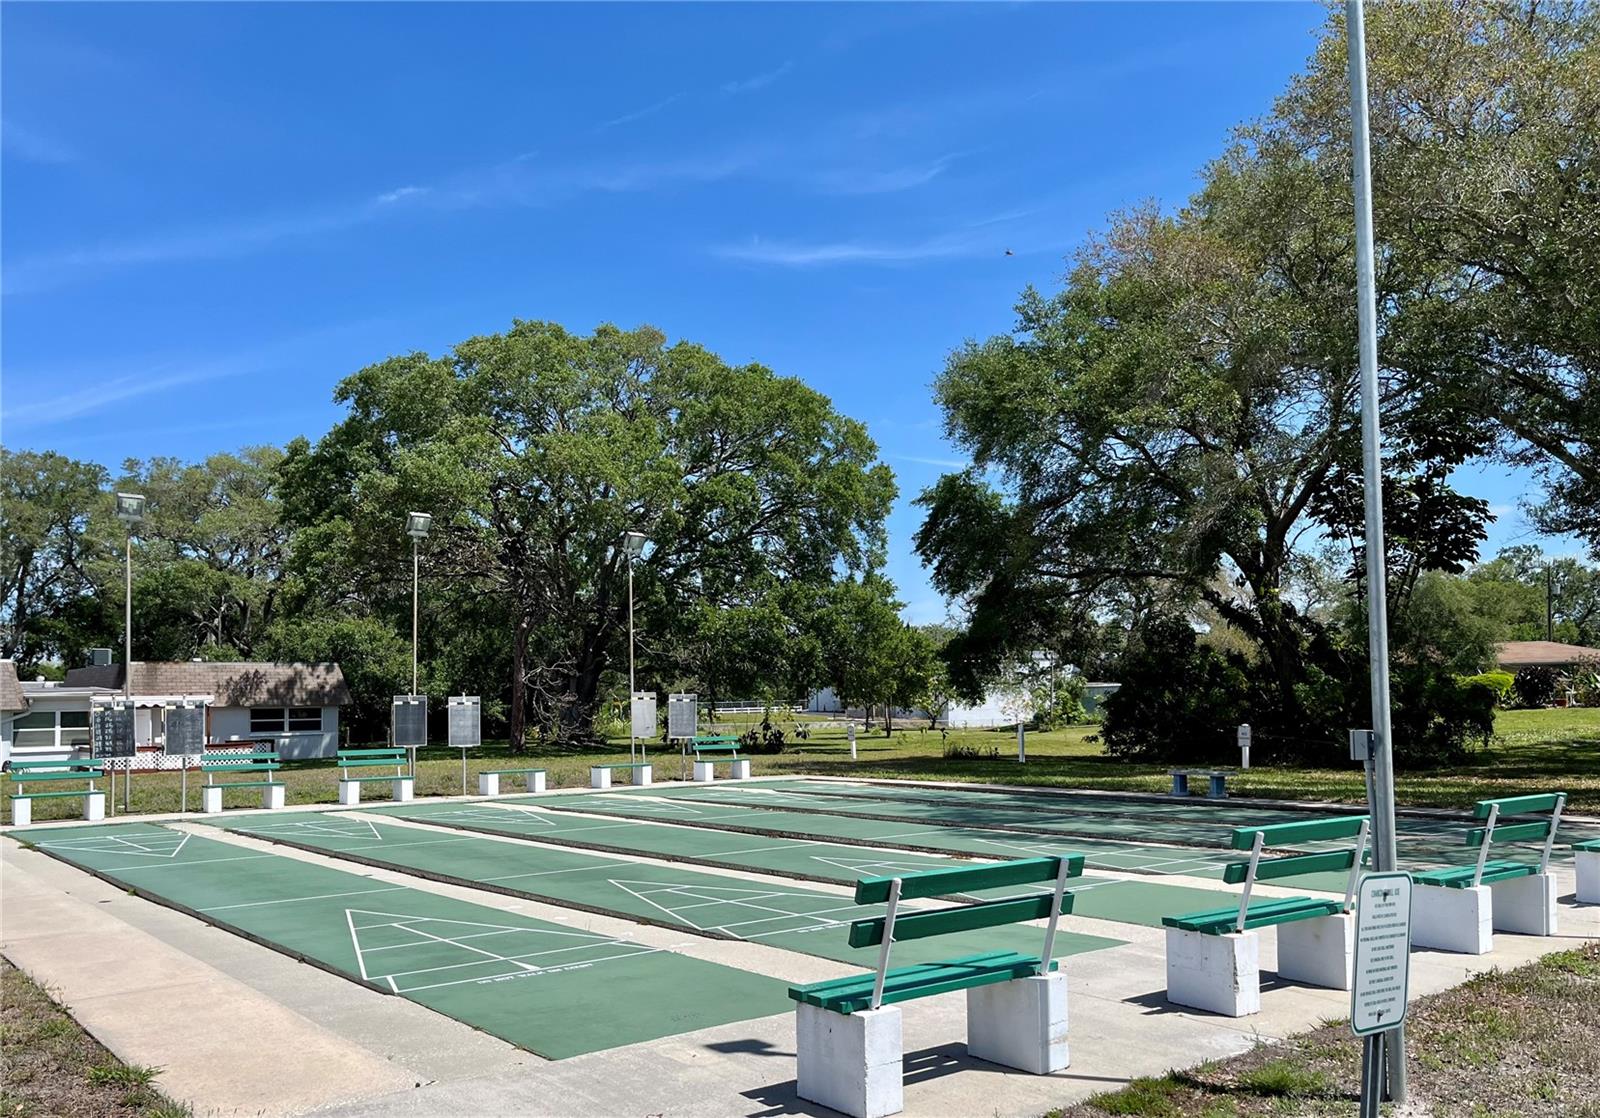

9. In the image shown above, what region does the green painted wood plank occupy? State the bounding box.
[1466,820,1553,846]
[790,952,1056,1013]
[1162,896,1341,934]
[1473,793,1561,818]
[1228,815,1368,851]
[854,855,1080,904]
[1221,848,1356,885]
[847,893,1068,949]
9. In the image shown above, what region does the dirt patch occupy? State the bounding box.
[1055,941,1600,1118]
[1,956,189,1118]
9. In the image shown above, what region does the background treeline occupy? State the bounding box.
[4,2,1597,767]
[914,0,1599,767]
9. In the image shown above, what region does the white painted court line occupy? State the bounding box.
[201,885,408,913]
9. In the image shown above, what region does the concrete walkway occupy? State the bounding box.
[2,790,1596,1117]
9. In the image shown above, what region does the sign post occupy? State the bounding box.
[630,692,657,764]
[392,695,428,778]
[164,698,209,814]
[1351,871,1413,1118]
[446,696,480,795]
[1016,721,1025,763]
[1237,723,1251,769]
[90,698,136,817]
[667,693,697,778]
[849,722,856,760]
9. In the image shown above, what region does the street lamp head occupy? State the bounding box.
[405,512,433,539]
[622,530,649,559]
[115,492,146,525]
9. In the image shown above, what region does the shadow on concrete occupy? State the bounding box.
[707,1037,796,1059]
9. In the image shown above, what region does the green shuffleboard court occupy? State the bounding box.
[582,778,1595,873]
[17,822,790,1059]
[362,800,1240,927]
[210,813,1124,963]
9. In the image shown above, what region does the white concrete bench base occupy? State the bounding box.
[9,793,105,828]
[966,972,1069,1075]
[1276,912,1354,991]
[200,784,285,814]
[795,1003,903,1118]
[1165,927,1259,1017]
[265,783,286,810]
[478,772,546,796]
[590,767,611,790]
[693,758,751,781]
[338,778,413,806]
[590,765,651,790]
[1490,872,1558,936]
[1412,883,1492,954]
[1578,851,1600,904]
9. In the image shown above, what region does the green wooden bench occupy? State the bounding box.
[6,759,108,826]
[1413,792,1565,953]
[200,752,284,813]
[1576,836,1600,904]
[1162,815,1369,1017]
[590,760,652,789]
[477,767,547,796]
[789,855,1082,1116]
[336,748,414,805]
[691,736,749,781]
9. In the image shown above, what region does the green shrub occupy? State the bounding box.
[1460,670,1515,704]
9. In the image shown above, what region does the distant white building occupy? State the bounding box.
[1,657,351,768]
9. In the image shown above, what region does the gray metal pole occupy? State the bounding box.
[411,538,419,780]
[1345,0,1405,1099]
[628,558,637,765]
[124,534,132,813]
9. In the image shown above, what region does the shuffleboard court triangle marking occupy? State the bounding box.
[246,816,383,842]
[36,831,191,859]
[809,854,961,877]
[605,878,854,935]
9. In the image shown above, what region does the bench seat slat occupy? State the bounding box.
[1161,896,1342,935]
[1574,838,1600,853]
[854,855,1080,904]
[1222,848,1359,885]
[1228,815,1369,851]
[847,893,1071,949]
[789,951,1055,1014]
[206,780,283,789]
[482,768,546,776]
[1413,861,1538,888]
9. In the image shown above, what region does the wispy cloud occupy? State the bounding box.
[2,119,79,164]
[813,155,957,196]
[722,61,794,95]
[716,219,1041,267]
[375,185,430,204]
[894,454,968,470]
[2,365,253,427]
[598,93,686,130]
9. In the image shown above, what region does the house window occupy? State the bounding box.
[11,709,91,752]
[249,707,323,733]
[287,707,322,732]
[250,708,286,733]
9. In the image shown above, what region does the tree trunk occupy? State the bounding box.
[508,614,530,753]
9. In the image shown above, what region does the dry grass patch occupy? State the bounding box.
[1055,942,1600,1118]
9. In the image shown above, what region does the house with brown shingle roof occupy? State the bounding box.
[12,658,354,765]
[1495,641,1600,670]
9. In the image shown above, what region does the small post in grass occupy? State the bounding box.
[1237,723,1251,769]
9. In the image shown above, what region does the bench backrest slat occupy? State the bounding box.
[847,893,1067,949]
[339,749,407,759]
[1228,814,1368,851]
[1222,847,1360,885]
[1473,793,1562,819]
[8,760,103,773]
[1466,819,1553,847]
[854,855,1080,904]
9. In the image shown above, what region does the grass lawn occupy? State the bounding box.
[0,957,189,1118]
[4,707,1596,824]
[1054,941,1600,1117]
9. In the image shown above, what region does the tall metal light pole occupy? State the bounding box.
[623,531,649,763]
[405,512,432,777]
[115,492,145,812]
[1345,0,1405,1101]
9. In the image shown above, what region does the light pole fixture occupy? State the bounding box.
[115,492,145,813]
[404,513,432,698]
[623,531,649,762]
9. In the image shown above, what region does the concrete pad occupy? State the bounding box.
[0,850,417,1117]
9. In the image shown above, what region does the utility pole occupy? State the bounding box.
[1547,562,1555,641]
[1346,0,1405,1101]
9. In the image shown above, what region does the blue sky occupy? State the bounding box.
[1,2,1565,621]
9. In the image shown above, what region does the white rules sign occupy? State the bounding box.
[1351,871,1412,1036]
